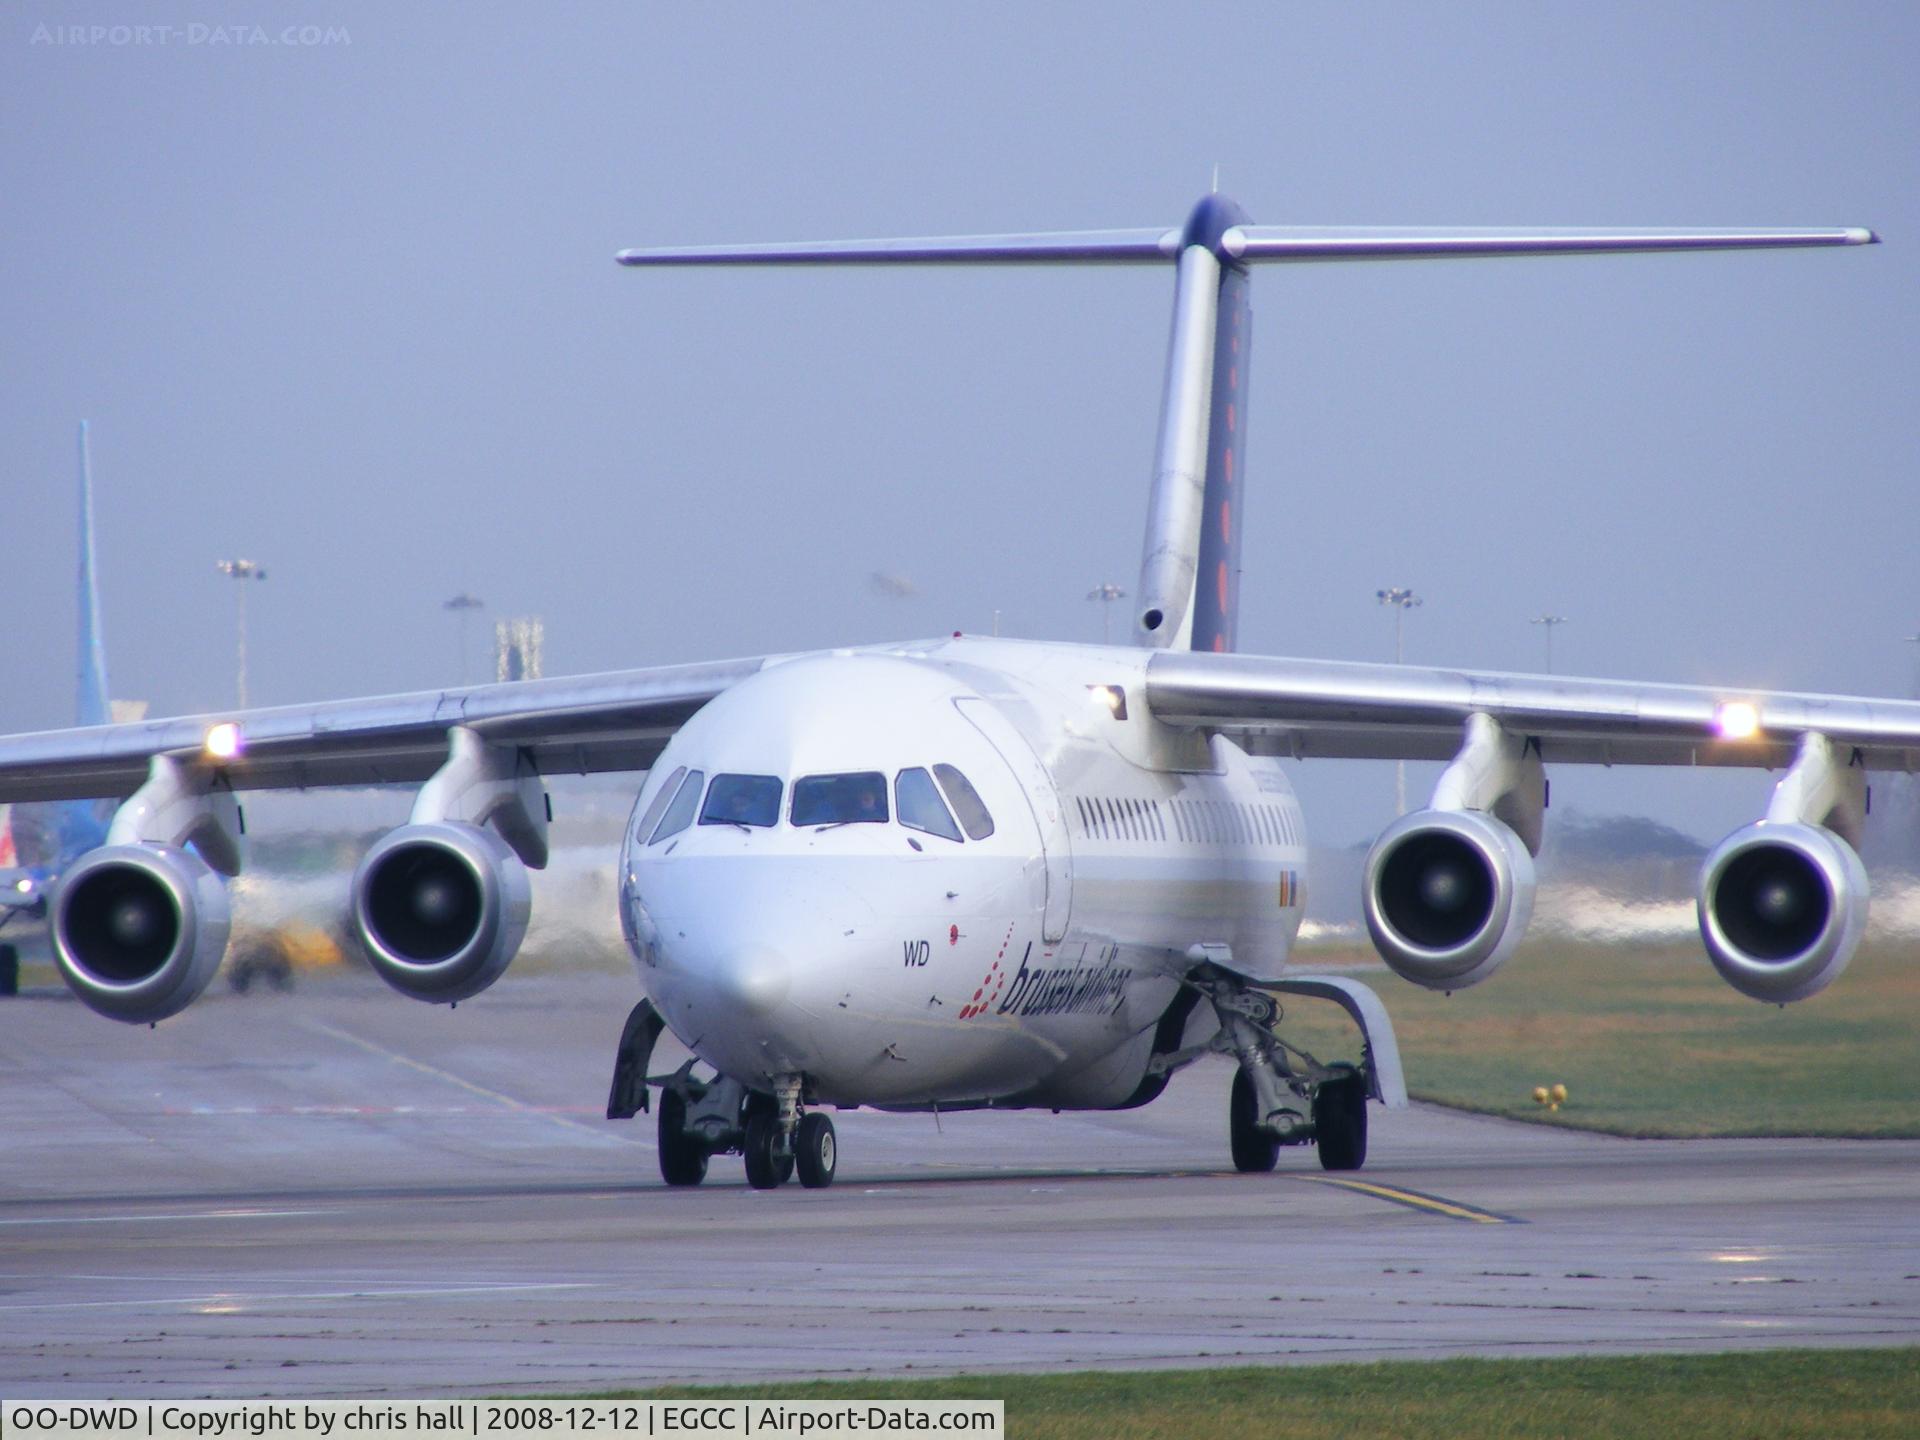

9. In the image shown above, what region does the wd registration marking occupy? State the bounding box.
[2,1402,1003,1439]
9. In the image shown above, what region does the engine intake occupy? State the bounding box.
[1363,809,1535,991]
[51,843,231,1024]
[1698,821,1865,1004]
[351,821,530,1003]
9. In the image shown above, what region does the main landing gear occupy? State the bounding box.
[1156,968,1403,1174]
[605,1002,837,1191]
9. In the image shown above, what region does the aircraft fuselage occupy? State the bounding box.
[619,637,1308,1109]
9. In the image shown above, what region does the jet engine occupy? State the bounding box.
[1697,821,1866,1004]
[351,821,531,1003]
[1363,808,1535,991]
[51,843,231,1024]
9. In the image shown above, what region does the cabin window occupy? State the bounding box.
[649,768,706,843]
[934,764,995,840]
[896,768,963,842]
[634,766,685,842]
[700,773,782,828]
[792,771,889,827]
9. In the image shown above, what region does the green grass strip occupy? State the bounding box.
[582,1347,1919,1439]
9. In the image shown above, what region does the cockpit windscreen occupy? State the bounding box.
[792,771,890,827]
[700,773,782,828]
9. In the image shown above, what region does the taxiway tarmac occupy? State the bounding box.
[1,969,1915,1397]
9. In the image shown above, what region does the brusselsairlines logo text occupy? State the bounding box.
[995,944,1130,1018]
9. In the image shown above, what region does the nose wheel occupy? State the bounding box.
[743,1087,837,1190]
[742,1111,795,1189]
[795,1112,837,1188]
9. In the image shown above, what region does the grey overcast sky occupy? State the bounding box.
[2,1,1915,844]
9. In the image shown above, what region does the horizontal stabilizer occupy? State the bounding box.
[1225,225,1877,262]
[617,229,1175,266]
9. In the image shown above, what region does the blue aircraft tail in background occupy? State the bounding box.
[1,422,117,928]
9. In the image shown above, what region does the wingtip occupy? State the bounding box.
[1847,228,1880,246]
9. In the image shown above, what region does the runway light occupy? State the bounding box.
[204,721,244,760]
[1551,1083,1568,1105]
[1714,700,1761,740]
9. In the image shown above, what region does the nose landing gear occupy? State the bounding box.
[742,1073,837,1189]
[795,1111,837,1188]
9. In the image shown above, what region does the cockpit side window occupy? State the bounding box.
[633,766,685,843]
[700,773,782,828]
[933,764,995,840]
[649,768,706,843]
[792,771,890,827]
[895,768,963,842]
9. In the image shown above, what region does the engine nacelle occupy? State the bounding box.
[1363,808,1535,991]
[1697,821,1866,1004]
[351,821,531,1003]
[51,843,231,1024]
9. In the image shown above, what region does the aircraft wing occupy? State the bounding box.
[1143,650,1920,771]
[0,654,769,804]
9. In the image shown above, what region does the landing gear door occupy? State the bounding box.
[954,697,1073,943]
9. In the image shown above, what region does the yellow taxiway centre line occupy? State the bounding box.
[1300,1175,1520,1224]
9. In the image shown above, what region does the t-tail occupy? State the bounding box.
[618,201,1874,653]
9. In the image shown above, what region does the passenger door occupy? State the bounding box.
[954,697,1073,943]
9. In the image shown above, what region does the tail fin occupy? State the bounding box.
[618,205,1873,653]
[76,421,111,727]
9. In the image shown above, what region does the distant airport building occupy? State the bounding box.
[495,617,544,682]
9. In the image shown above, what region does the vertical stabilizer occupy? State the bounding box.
[1188,263,1251,653]
[1135,195,1254,653]
[75,421,111,727]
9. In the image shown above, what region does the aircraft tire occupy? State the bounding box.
[795,1112,837,1189]
[1313,1070,1368,1172]
[1229,1067,1279,1173]
[743,1112,789,1189]
[657,1090,708,1187]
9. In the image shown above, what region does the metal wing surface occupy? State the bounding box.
[0,655,769,803]
[1144,651,1920,771]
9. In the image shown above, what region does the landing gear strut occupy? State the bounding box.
[743,1074,837,1189]
[1162,966,1400,1173]
[612,1016,839,1192]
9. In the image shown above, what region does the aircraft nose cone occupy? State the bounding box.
[709,943,790,1016]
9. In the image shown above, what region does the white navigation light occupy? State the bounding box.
[204,721,244,760]
[1715,701,1761,740]
[12,877,31,893]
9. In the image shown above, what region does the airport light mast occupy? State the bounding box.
[444,593,485,685]
[1377,586,1422,814]
[1531,613,1568,674]
[1086,582,1127,645]
[216,558,267,709]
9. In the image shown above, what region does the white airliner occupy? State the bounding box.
[0,195,1898,1191]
